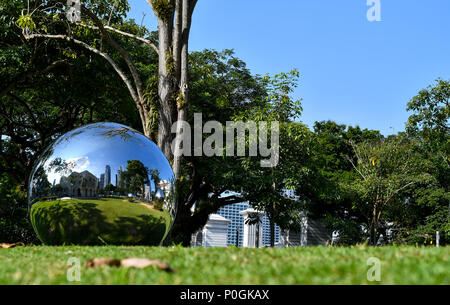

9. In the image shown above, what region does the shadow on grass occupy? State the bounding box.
[30,201,170,246]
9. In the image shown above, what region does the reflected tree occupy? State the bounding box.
[46,157,75,176]
[121,160,149,198]
[104,183,116,195]
[29,166,51,199]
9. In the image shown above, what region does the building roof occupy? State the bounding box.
[239,208,265,216]
[208,214,231,223]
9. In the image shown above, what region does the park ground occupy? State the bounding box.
[0,246,448,285]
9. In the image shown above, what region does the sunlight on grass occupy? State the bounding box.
[0,246,448,285]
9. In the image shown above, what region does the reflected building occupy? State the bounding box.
[104,165,111,187]
[99,174,105,191]
[144,184,151,201]
[117,165,124,188]
[60,170,98,198]
[158,180,170,193]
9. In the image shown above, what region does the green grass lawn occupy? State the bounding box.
[30,198,172,245]
[0,246,448,285]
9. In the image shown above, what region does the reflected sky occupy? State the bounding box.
[40,122,174,190]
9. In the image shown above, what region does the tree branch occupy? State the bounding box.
[76,23,159,54]
[23,33,141,109]
[0,60,68,98]
[346,154,366,180]
[80,6,149,131]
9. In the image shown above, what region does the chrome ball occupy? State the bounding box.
[28,122,176,245]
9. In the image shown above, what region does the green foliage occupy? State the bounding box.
[0,2,153,242]
[223,69,315,244]
[104,184,116,194]
[165,48,175,76]
[170,49,273,244]
[121,160,150,197]
[177,91,186,109]
[1,1,448,248]
[154,199,164,211]
[345,136,434,244]
[16,14,35,31]
[401,205,449,245]
[0,172,37,244]
[305,121,383,244]
[406,79,450,154]
[323,216,363,246]
[143,74,161,140]
[232,69,302,122]
[83,0,131,23]
[241,122,317,233]
[151,0,175,21]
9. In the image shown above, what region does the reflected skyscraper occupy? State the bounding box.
[117,165,124,188]
[99,173,105,190]
[105,165,111,187]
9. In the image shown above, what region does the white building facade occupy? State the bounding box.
[192,214,231,248]
[191,203,331,248]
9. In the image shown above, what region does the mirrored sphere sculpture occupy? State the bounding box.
[28,122,176,246]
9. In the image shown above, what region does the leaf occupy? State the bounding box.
[85,258,121,268]
[120,258,174,272]
[85,257,175,273]
[0,242,25,248]
[17,14,36,31]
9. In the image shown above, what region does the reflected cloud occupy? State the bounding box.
[67,156,90,172]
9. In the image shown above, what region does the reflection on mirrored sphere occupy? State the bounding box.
[28,122,176,246]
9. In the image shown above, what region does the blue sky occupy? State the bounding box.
[128,0,450,136]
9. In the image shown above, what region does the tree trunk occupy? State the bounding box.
[148,0,198,245]
[150,0,196,171]
[172,0,192,179]
[156,17,177,161]
[370,207,378,245]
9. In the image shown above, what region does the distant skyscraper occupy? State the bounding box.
[216,202,280,247]
[260,213,281,246]
[217,202,248,247]
[104,165,111,187]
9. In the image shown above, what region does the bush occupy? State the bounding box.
[0,199,39,244]
[323,215,364,245]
